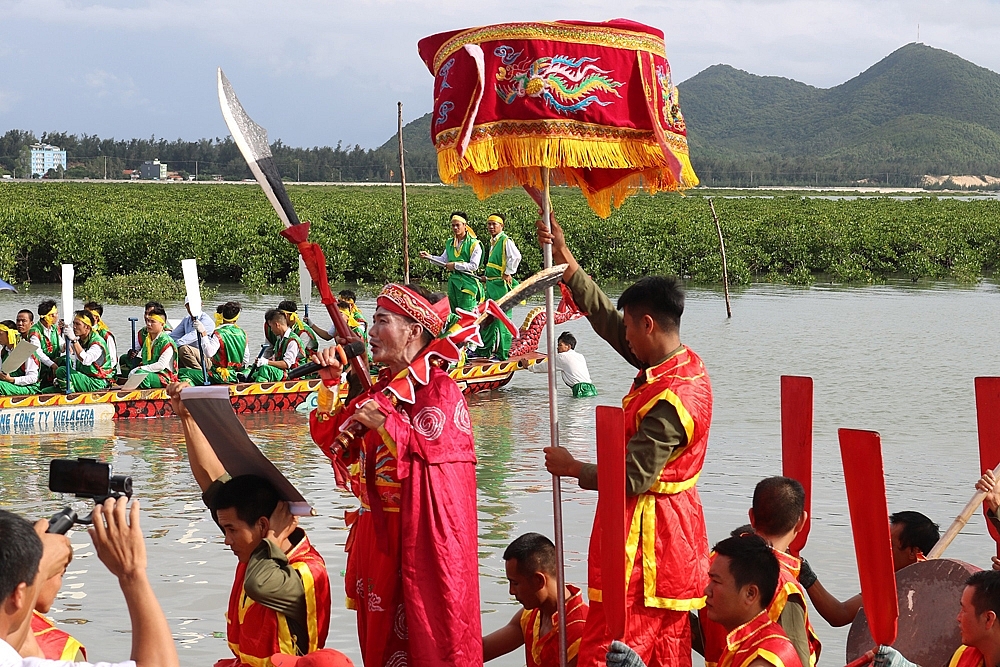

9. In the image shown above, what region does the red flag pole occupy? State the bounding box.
[976,378,1000,558]
[596,406,627,639]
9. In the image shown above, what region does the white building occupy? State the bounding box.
[30,144,67,177]
[140,160,168,180]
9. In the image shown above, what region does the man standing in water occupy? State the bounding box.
[537,213,712,667]
[309,283,482,667]
[420,212,483,313]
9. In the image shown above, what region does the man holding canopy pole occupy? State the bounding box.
[538,213,712,667]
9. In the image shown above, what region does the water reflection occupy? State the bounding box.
[2,282,1000,665]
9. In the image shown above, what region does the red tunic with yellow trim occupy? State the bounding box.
[718,610,803,667]
[31,611,86,662]
[768,550,821,666]
[520,586,589,667]
[586,346,711,610]
[949,645,985,667]
[310,365,482,667]
[221,533,330,667]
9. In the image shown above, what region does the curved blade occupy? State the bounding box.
[299,255,312,308]
[217,68,300,228]
[494,264,567,311]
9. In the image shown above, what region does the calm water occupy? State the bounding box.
[2,281,1000,665]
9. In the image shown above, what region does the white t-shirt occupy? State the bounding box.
[0,637,134,667]
[530,348,593,387]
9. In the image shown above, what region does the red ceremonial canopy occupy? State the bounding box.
[418,19,698,218]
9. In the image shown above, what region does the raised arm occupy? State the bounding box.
[167,382,226,492]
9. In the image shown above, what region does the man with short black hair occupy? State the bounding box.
[268,301,319,354]
[53,310,114,392]
[803,510,939,627]
[0,502,178,667]
[475,212,521,360]
[127,306,177,389]
[483,533,588,667]
[167,383,331,665]
[83,302,117,374]
[420,211,484,313]
[250,309,308,382]
[537,214,712,667]
[874,570,1000,667]
[178,302,249,384]
[28,300,63,388]
[0,313,40,395]
[702,477,819,667]
[529,331,597,397]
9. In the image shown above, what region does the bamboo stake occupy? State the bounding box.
[708,198,732,318]
[540,168,568,667]
[398,102,410,284]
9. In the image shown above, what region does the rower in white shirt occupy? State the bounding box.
[529,331,598,397]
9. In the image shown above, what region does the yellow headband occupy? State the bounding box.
[0,326,15,346]
[42,305,57,318]
[281,310,299,325]
[214,312,239,327]
[147,314,166,324]
[450,214,467,226]
[487,215,504,225]
[74,313,94,327]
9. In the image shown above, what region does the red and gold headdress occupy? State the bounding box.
[377,284,452,338]
[375,283,516,404]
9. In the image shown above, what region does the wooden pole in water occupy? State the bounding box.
[398,102,410,284]
[709,198,732,318]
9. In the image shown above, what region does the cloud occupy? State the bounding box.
[1,0,999,146]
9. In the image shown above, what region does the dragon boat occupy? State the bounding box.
[0,297,579,435]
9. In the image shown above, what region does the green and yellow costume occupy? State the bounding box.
[477,228,520,360]
[264,312,319,353]
[250,330,307,383]
[120,322,172,374]
[28,318,62,387]
[131,331,178,389]
[0,326,40,395]
[54,332,113,393]
[178,322,248,384]
[445,233,484,313]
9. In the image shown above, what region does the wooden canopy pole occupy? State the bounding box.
[398,102,410,284]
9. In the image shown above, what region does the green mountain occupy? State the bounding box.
[390,43,1000,186]
[678,43,1000,183]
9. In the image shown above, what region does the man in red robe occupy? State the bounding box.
[538,214,711,667]
[309,283,483,667]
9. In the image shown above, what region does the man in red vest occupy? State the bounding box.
[874,570,1000,667]
[168,384,331,666]
[701,477,820,667]
[537,214,712,667]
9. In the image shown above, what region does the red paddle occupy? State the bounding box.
[977,377,1000,557]
[596,406,627,639]
[781,376,813,557]
[839,429,899,652]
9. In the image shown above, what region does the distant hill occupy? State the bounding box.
[389,43,1000,187]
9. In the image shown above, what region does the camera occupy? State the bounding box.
[46,458,133,535]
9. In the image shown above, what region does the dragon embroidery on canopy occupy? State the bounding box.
[494,45,624,115]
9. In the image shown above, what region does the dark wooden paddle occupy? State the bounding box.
[839,428,899,662]
[596,405,627,639]
[976,377,1000,557]
[781,376,813,557]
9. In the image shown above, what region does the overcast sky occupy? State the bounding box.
[1,0,998,150]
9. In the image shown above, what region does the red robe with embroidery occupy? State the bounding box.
[311,365,482,667]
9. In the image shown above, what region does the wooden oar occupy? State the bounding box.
[839,428,898,656]
[596,406,627,639]
[781,376,813,557]
[929,377,1000,559]
[61,264,74,394]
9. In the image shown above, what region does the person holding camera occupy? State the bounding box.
[0,499,178,667]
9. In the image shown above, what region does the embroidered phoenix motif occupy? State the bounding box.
[494,48,623,114]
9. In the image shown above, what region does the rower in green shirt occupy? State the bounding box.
[420,211,484,313]
[0,319,40,395]
[178,301,251,384]
[53,310,114,392]
[264,300,319,355]
[250,309,308,382]
[126,306,179,389]
[28,299,64,388]
[120,301,171,374]
[475,213,522,360]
